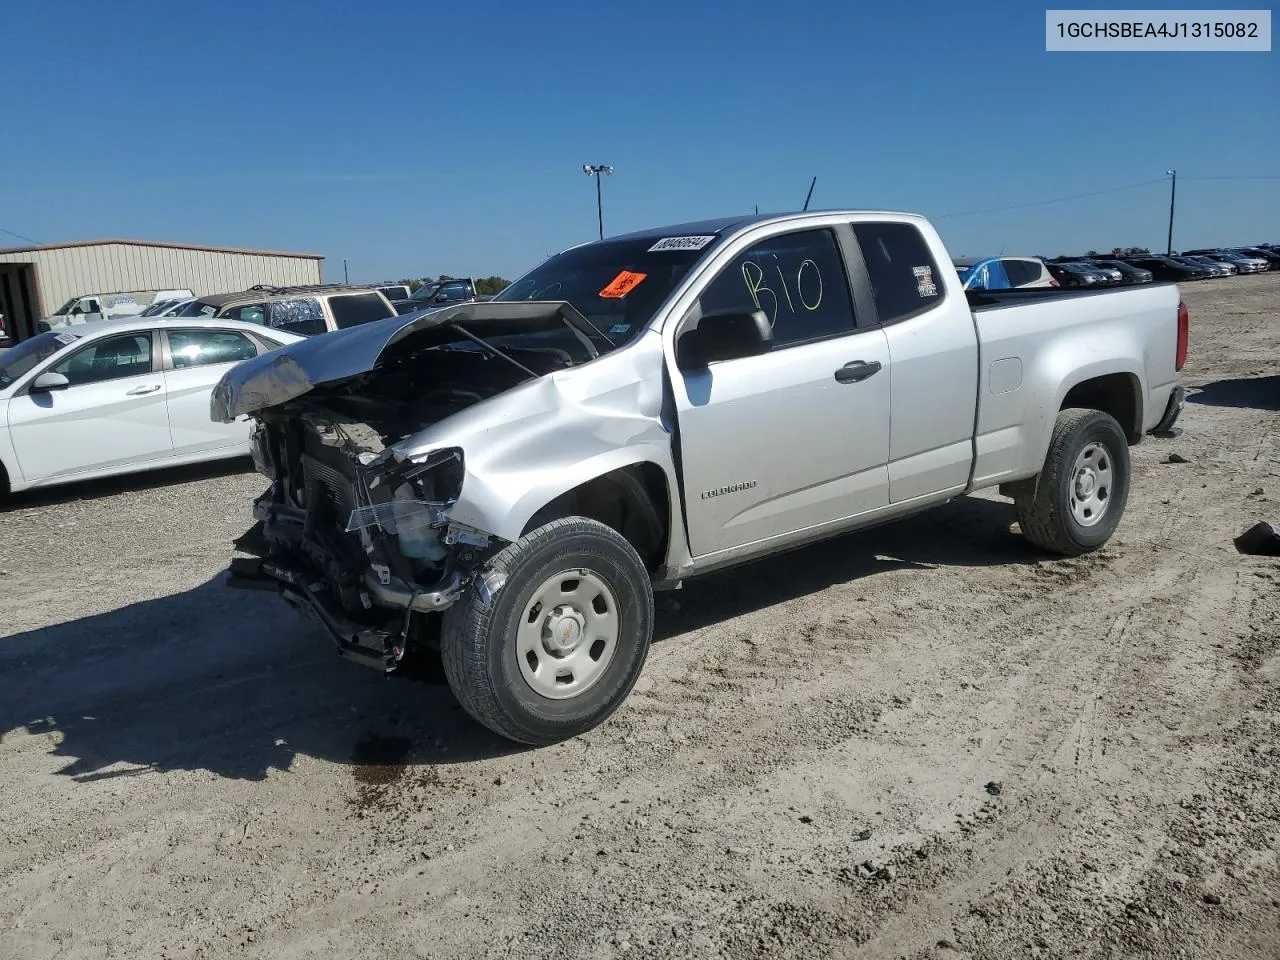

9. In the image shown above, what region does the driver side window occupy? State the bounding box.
[51,333,154,386]
[696,229,856,348]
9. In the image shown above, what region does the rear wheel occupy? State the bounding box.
[1015,408,1131,557]
[441,517,653,745]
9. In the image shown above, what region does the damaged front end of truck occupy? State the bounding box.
[211,301,633,673]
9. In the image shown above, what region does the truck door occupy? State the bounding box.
[669,226,892,558]
[851,221,978,503]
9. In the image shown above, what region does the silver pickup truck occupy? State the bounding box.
[213,211,1188,745]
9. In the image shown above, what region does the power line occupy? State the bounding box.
[1182,175,1280,181]
[936,178,1167,220]
[0,226,41,245]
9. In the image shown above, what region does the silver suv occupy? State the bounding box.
[172,284,396,336]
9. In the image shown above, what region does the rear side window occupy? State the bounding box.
[1002,259,1034,286]
[328,293,394,329]
[853,222,945,324]
[697,228,856,348]
[221,303,267,326]
[168,330,259,368]
[268,298,326,336]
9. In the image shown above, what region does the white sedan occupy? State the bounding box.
[0,317,304,495]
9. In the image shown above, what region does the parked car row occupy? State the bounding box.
[38,288,196,329]
[956,242,1278,292]
[0,317,305,494]
[1,276,466,495]
[34,276,484,337]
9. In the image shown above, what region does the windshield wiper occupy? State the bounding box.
[447,322,539,379]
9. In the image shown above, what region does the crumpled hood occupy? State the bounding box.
[209,300,593,422]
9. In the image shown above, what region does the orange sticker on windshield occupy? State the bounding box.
[598,270,648,299]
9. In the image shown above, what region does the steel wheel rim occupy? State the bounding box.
[515,568,620,700]
[1069,441,1113,528]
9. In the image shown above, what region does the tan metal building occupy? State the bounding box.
[0,239,325,341]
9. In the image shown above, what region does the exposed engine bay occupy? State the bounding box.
[224,309,603,672]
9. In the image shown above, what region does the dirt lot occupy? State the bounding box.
[1,274,1277,960]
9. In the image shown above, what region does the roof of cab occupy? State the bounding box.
[553,210,926,257]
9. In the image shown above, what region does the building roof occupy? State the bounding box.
[0,238,325,260]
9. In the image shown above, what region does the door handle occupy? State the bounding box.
[833,360,882,384]
[126,384,162,396]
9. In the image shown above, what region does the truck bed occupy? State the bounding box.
[966,282,1178,311]
[966,280,1183,491]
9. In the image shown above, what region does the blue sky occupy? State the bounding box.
[2,0,1275,280]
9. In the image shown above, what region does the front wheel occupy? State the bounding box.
[1015,408,1131,557]
[440,517,654,745]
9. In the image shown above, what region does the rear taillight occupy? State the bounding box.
[1175,300,1189,371]
[1050,279,1060,287]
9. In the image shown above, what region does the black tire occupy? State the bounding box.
[440,517,653,745]
[1015,408,1131,557]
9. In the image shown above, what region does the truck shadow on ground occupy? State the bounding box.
[0,496,1033,783]
[1188,375,1280,411]
[653,494,1035,639]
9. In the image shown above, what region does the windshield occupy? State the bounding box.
[174,300,219,318]
[491,235,715,349]
[408,282,442,302]
[52,299,79,316]
[0,331,79,389]
[140,299,176,317]
[410,280,472,303]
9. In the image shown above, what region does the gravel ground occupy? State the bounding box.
[1,274,1277,960]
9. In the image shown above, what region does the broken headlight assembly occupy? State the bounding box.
[346,447,466,566]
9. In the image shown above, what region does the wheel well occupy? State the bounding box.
[522,464,670,573]
[1061,374,1142,443]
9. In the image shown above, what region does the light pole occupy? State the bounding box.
[1165,170,1177,255]
[583,164,613,240]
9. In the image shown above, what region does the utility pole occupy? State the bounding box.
[1165,170,1177,255]
[583,164,613,240]
[343,259,349,283]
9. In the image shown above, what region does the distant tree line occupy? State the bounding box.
[400,274,511,295]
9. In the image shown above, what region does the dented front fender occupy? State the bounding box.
[389,329,681,548]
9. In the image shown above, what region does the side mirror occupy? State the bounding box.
[675,309,773,371]
[434,292,449,303]
[31,371,71,393]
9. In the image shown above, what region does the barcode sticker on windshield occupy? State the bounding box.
[648,235,716,253]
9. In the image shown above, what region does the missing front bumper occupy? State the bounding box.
[227,556,463,672]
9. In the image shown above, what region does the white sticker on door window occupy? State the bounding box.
[647,235,717,253]
[913,265,938,297]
